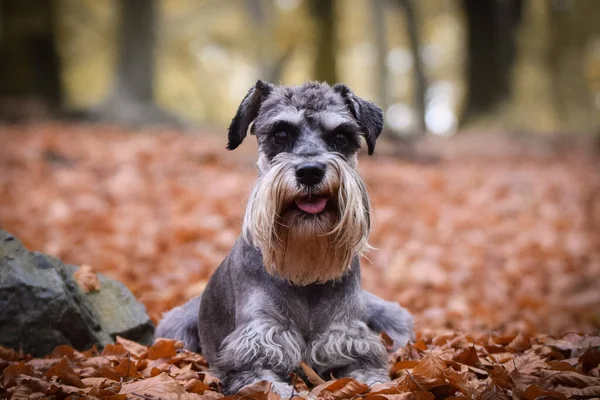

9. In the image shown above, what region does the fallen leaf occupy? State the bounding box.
[520,384,567,400]
[118,372,185,398]
[43,357,84,388]
[2,362,36,386]
[300,362,326,385]
[311,377,369,399]
[147,339,178,360]
[74,264,101,292]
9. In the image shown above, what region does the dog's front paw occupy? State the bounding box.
[270,381,295,398]
[347,368,390,386]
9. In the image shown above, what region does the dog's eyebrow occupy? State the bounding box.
[263,109,304,131]
[327,122,362,136]
[316,112,359,132]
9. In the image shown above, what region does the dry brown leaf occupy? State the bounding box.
[2,362,36,385]
[478,386,510,400]
[290,372,310,393]
[114,357,141,379]
[43,357,84,388]
[452,346,479,367]
[118,372,185,398]
[81,345,99,358]
[505,333,531,353]
[365,393,434,400]
[81,376,114,388]
[412,353,446,379]
[536,369,600,388]
[73,264,101,292]
[578,346,600,373]
[311,377,369,399]
[300,361,326,385]
[7,384,45,400]
[520,384,567,400]
[503,352,547,374]
[147,338,178,360]
[546,360,577,372]
[116,336,148,358]
[0,346,23,362]
[87,365,121,381]
[560,385,600,397]
[442,367,474,396]
[381,331,394,352]
[390,360,419,376]
[183,378,209,394]
[238,379,273,395]
[102,343,129,357]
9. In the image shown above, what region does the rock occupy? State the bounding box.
[0,230,154,356]
[63,265,155,345]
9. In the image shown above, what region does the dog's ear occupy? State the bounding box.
[333,84,384,155]
[227,80,274,150]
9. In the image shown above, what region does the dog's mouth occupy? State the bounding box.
[294,195,329,215]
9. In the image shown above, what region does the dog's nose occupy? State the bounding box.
[296,162,326,186]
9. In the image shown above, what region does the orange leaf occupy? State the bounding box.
[2,362,36,385]
[312,377,369,399]
[390,360,419,376]
[74,264,101,292]
[453,346,479,367]
[118,372,185,398]
[300,361,326,385]
[412,353,446,379]
[116,336,148,358]
[114,358,141,379]
[102,343,129,357]
[147,339,178,360]
[520,385,567,400]
[43,357,84,388]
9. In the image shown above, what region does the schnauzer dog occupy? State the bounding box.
[156,81,414,396]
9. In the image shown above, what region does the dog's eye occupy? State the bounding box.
[333,133,349,147]
[272,131,289,145]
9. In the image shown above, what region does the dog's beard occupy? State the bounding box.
[243,153,371,285]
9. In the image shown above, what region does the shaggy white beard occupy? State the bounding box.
[243,153,371,285]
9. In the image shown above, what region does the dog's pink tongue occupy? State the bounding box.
[295,196,328,214]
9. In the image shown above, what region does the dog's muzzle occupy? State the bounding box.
[242,153,371,285]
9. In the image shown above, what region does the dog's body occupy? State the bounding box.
[156,81,414,396]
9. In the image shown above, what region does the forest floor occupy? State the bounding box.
[1,123,599,399]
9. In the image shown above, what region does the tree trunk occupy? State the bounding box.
[310,0,337,84]
[399,0,426,134]
[97,0,181,126]
[0,0,62,121]
[461,0,522,123]
[508,0,600,134]
[245,0,292,83]
[548,1,599,132]
[114,0,156,104]
[371,0,388,109]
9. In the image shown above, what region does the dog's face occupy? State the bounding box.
[227,81,384,285]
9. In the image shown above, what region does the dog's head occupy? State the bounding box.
[228,81,384,285]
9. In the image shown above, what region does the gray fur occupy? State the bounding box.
[155,294,202,353]
[156,81,413,395]
[364,291,415,351]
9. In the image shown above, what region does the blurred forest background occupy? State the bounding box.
[1,0,600,338]
[1,0,600,135]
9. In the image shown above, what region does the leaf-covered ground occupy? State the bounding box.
[1,123,599,398]
[2,333,600,398]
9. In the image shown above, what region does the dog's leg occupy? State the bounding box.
[215,317,305,396]
[154,290,414,355]
[363,290,415,351]
[308,320,389,385]
[155,295,202,353]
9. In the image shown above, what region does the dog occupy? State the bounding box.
[156,81,414,396]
